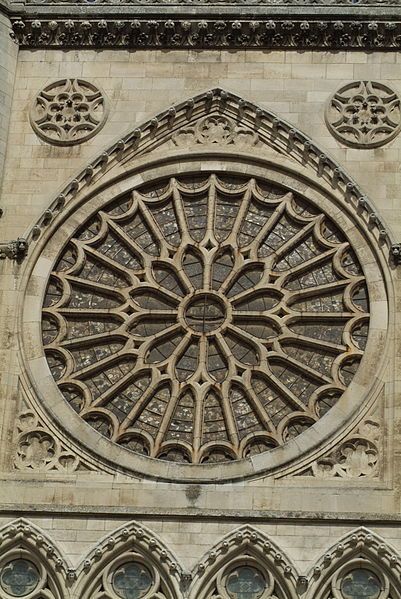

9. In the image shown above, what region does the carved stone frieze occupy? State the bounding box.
[325,80,401,149]
[296,417,381,478]
[14,410,82,472]
[21,0,401,4]
[30,78,108,146]
[0,238,29,260]
[11,19,401,51]
[172,115,259,147]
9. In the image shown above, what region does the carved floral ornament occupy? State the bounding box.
[10,19,401,51]
[30,79,108,146]
[325,81,401,149]
[0,521,400,599]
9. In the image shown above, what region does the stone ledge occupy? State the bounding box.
[10,17,401,50]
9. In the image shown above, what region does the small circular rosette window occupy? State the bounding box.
[325,80,401,148]
[42,174,370,465]
[30,78,108,146]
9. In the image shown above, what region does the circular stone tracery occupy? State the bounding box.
[42,173,370,465]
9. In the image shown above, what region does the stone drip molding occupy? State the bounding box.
[0,518,73,580]
[189,525,299,598]
[20,88,400,267]
[10,18,401,51]
[305,527,401,598]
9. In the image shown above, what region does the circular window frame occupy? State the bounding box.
[0,552,45,599]
[216,557,274,599]
[19,149,389,483]
[331,559,389,599]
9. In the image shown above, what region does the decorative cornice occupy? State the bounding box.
[10,18,401,50]
[19,0,401,5]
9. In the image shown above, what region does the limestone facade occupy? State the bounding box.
[1,2,401,598]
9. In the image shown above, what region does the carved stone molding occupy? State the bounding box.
[189,525,298,599]
[172,115,259,147]
[21,89,398,263]
[14,410,83,472]
[0,238,29,260]
[325,80,401,149]
[11,19,401,51]
[75,521,184,599]
[20,0,401,5]
[295,416,381,479]
[0,518,71,591]
[30,78,108,146]
[306,527,401,599]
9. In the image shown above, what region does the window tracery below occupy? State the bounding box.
[42,173,369,464]
[323,559,395,599]
[88,552,169,599]
[203,557,286,599]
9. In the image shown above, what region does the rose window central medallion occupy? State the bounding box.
[183,294,227,334]
[42,173,370,465]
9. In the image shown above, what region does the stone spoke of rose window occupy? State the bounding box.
[43,173,370,463]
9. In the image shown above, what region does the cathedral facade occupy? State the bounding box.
[0,1,400,598]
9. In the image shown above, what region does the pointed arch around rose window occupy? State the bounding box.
[75,521,182,599]
[189,525,298,599]
[306,527,401,599]
[19,90,390,482]
[0,518,70,599]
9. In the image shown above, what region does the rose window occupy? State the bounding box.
[42,174,369,464]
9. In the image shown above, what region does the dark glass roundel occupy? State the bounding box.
[226,566,266,599]
[112,562,153,599]
[0,559,40,597]
[42,173,369,465]
[340,569,381,599]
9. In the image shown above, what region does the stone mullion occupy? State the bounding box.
[166,331,194,381]
[152,380,181,456]
[136,197,172,260]
[287,279,356,306]
[271,218,318,263]
[118,375,161,433]
[81,369,138,414]
[171,182,191,245]
[201,177,217,291]
[280,333,346,355]
[260,371,311,415]
[275,247,339,285]
[65,347,135,383]
[64,274,127,302]
[217,386,240,451]
[81,245,135,285]
[245,193,290,258]
[103,218,147,270]
[239,380,278,436]
[225,180,253,243]
[273,352,333,387]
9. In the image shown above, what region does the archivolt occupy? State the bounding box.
[305,527,401,599]
[189,525,298,599]
[0,518,71,599]
[23,87,395,262]
[74,520,183,599]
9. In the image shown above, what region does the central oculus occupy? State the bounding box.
[184,294,227,333]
